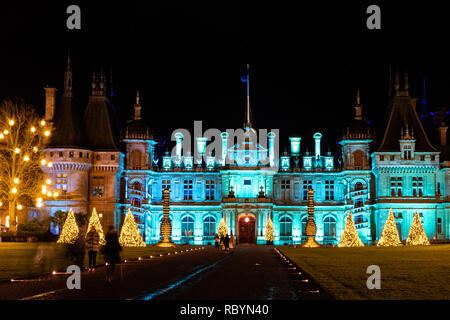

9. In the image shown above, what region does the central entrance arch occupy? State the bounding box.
[238,214,256,244]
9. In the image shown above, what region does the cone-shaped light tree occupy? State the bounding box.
[377,209,402,246]
[265,217,274,243]
[119,209,146,247]
[406,212,430,246]
[217,218,228,239]
[86,208,106,245]
[57,209,79,244]
[338,211,364,247]
[0,99,54,233]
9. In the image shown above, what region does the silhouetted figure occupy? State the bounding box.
[214,234,220,250]
[223,235,230,252]
[67,230,86,270]
[86,228,100,271]
[102,226,122,282]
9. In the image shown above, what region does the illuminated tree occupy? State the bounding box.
[0,99,54,233]
[119,209,145,247]
[406,212,430,246]
[57,209,79,244]
[86,208,106,245]
[338,211,364,247]
[217,218,228,239]
[265,217,274,243]
[377,209,402,247]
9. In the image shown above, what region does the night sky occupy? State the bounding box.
[1,1,450,154]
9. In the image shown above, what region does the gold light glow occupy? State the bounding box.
[47,162,53,167]
[3,130,8,135]
[44,130,50,137]
[37,197,43,203]
[9,120,14,126]
[41,159,46,165]
[14,178,19,184]
[11,187,17,194]
[45,179,51,185]
[53,192,59,197]
[0,133,4,139]
[17,204,23,210]
[23,155,30,162]
[40,120,45,126]
[14,148,20,154]
[30,127,36,133]
[47,191,52,197]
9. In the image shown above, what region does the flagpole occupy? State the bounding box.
[245,64,251,128]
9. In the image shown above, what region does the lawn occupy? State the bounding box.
[0,242,193,281]
[279,244,450,300]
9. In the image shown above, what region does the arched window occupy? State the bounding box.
[301,216,308,238]
[437,217,442,234]
[279,216,292,237]
[353,150,365,169]
[203,216,216,237]
[181,216,195,237]
[130,149,142,169]
[354,182,364,191]
[323,216,336,238]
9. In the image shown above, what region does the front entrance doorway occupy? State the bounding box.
[238,215,256,244]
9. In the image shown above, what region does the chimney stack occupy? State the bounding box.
[44,86,57,121]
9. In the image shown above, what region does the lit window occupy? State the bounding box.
[205,180,215,200]
[325,180,334,200]
[302,180,312,200]
[92,176,105,198]
[184,180,193,200]
[281,179,291,200]
[56,173,68,194]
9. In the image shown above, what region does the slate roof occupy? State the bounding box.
[48,94,87,149]
[377,94,437,152]
[83,95,120,151]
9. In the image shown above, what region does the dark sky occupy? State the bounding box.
[1,1,450,153]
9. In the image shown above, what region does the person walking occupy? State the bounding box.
[102,226,122,282]
[67,230,86,270]
[86,228,100,272]
[214,234,220,250]
[223,234,230,252]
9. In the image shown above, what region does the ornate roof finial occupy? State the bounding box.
[354,90,363,121]
[134,90,142,120]
[92,69,96,91]
[394,68,400,94]
[63,52,72,97]
[404,70,409,93]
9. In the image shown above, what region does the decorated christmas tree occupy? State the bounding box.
[86,208,106,245]
[265,217,274,243]
[406,212,430,246]
[338,211,364,247]
[217,218,228,239]
[119,209,146,247]
[57,209,79,244]
[377,209,402,246]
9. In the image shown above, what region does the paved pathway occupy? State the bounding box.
[0,246,333,300]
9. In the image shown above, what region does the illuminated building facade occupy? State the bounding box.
[40,62,450,245]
